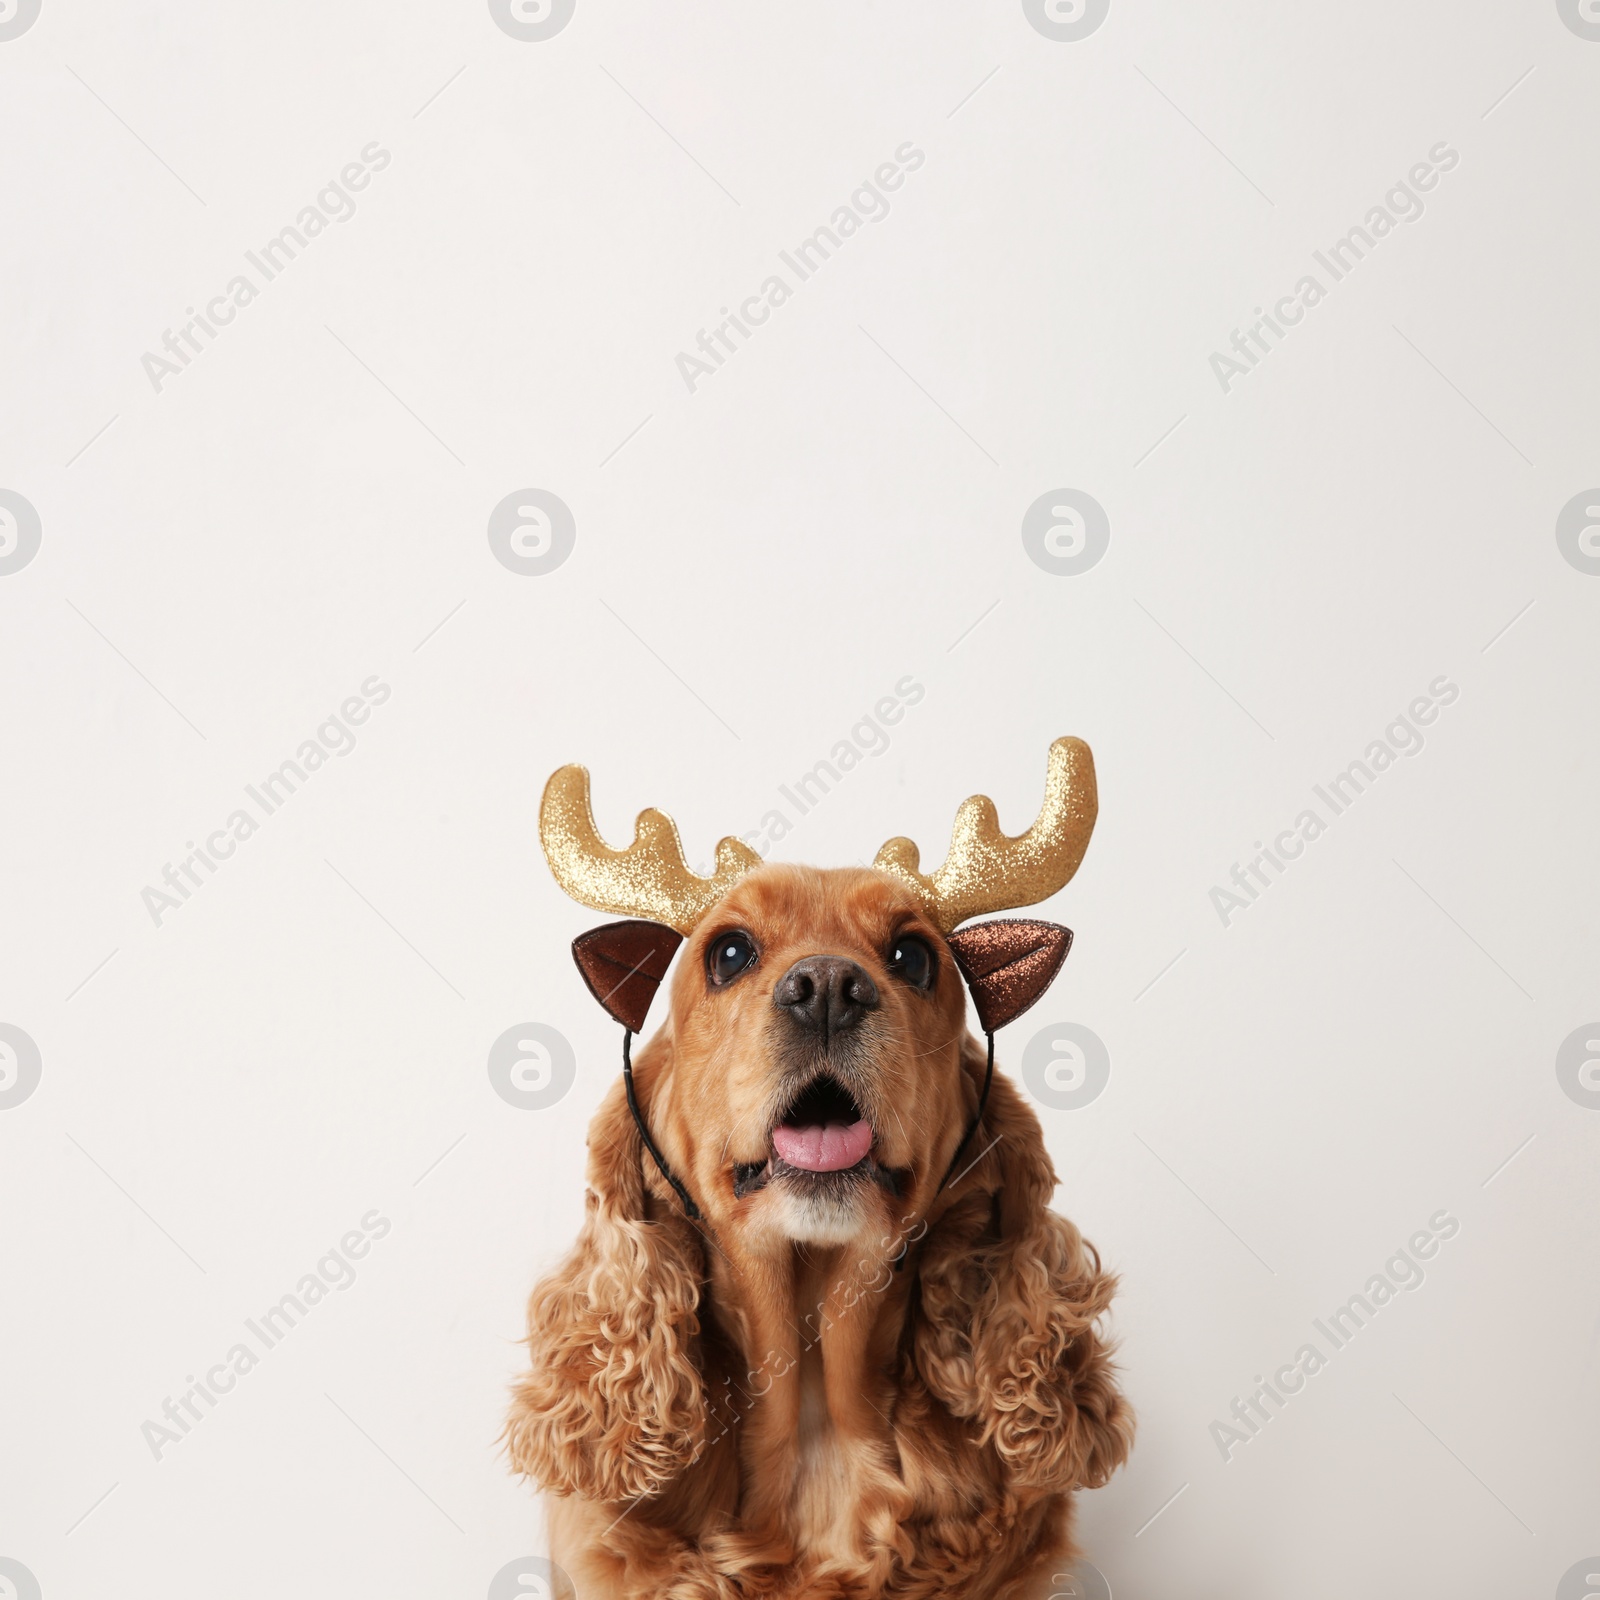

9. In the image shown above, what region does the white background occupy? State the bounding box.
[2,2,1598,1597]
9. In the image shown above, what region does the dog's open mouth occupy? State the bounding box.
[734,1074,896,1198]
[771,1075,873,1173]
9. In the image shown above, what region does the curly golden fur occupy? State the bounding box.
[507,864,1132,1597]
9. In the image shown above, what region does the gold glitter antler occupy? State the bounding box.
[873,736,1098,933]
[539,765,763,935]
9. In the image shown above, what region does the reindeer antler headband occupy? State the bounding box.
[539,735,1097,936]
[539,738,1097,1222]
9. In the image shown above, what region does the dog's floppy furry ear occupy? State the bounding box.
[571,919,682,1031]
[914,1047,1133,1491]
[504,1037,705,1502]
[946,917,1071,1033]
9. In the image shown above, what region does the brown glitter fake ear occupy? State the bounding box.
[571,920,684,1032]
[946,918,1073,1033]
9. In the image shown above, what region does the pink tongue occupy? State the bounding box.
[771,1118,873,1173]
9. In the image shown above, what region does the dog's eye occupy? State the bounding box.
[886,934,933,989]
[707,931,757,986]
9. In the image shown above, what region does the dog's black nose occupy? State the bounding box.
[773,955,879,1038]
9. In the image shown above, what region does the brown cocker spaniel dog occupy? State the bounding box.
[507,744,1132,1598]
